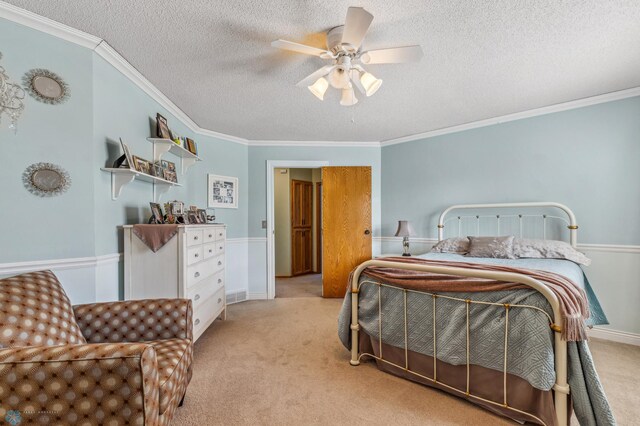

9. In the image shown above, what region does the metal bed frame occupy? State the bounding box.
[349,202,579,426]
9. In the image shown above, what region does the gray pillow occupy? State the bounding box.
[430,237,470,254]
[466,236,516,259]
[513,238,591,266]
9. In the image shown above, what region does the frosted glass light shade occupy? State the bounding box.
[360,72,383,96]
[340,87,358,106]
[308,77,329,100]
[328,67,351,89]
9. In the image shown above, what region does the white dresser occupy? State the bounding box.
[123,224,226,342]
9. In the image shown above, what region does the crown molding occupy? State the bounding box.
[247,140,380,148]
[3,1,639,149]
[381,87,640,147]
[0,1,101,49]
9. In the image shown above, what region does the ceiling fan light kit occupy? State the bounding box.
[272,6,423,107]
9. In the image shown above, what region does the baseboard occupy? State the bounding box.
[588,327,640,346]
[248,292,268,300]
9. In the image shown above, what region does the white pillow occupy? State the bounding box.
[513,238,591,266]
[430,237,470,254]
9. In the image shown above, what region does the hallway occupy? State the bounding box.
[275,274,322,298]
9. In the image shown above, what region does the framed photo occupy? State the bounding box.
[163,169,177,183]
[152,164,163,178]
[187,211,199,224]
[119,138,134,170]
[170,201,184,215]
[197,209,207,224]
[132,156,151,175]
[149,202,164,224]
[156,113,173,140]
[186,138,198,156]
[208,174,238,209]
[165,160,176,173]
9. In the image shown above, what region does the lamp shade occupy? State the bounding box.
[360,72,383,96]
[340,87,358,106]
[394,220,415,237]
[308,77,329,100]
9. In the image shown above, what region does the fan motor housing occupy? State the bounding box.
[326,26,357,55]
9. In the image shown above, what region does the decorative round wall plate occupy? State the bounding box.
[22,69,70,105]
[23,163,71,197]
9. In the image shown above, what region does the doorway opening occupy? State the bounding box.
[274,168,322,298]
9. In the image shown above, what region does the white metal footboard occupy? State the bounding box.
[349,260,569,426]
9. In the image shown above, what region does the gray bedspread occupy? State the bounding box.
[338,253,615,425]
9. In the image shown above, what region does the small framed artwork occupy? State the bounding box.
[119,138,134,169]
[187,211,199,224]
[208,174,238,209]
[156,113,173,140]
[165,160,176,173]
[163,169,177,183]
[132,156,151,175]
[149,202,164,224]
[152,164,163,178]
[197,209,207,224]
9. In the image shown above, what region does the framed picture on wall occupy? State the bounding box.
[207,174,238,209]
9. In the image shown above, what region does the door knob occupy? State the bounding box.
[364,229,371,235]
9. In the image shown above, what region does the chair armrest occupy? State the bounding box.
[73,298,193,343]
[0,343,160,424]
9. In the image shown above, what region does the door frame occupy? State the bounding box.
[266,160,328,299]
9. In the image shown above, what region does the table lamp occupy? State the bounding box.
[395,220,415,256]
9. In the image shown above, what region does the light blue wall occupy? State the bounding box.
[0,18,94,262]
[92,55,248,257]
[381,96,640,245]
[247,146,382,238]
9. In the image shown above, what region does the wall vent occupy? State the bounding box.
[226,290,247,305]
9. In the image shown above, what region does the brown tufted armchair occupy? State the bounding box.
[0,270,193,425]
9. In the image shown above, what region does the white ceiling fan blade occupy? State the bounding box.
[296,65,337,87]
[360,45,423,64]
[341,7,374,49]
[271,39,329,57]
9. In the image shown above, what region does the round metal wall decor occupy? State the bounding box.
[23,163,71,197]
[22,69,70,105]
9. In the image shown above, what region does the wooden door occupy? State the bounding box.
[291,180,313,276]
[322,167,372,297]
[315,182,322,272]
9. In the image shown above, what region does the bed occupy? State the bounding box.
[338,202,615,426]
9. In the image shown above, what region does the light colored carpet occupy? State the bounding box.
[173,298,640,425]
[276,274,322,298]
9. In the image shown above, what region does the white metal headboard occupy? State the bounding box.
[437,202,578,247]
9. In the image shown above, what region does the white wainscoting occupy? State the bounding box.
[248,237,268,300]
[0,254,121,305]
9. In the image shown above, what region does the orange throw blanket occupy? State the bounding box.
[356,257,590,341]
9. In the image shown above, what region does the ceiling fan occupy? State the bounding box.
[272,7,423,106]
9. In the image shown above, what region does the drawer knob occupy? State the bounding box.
[219,246,223,250]
[194,253,199,258]
[209,249,213,253]
[219,233,222,236]
[209,234,213,238]
[218,298,222,303]
[194,319,200,326]
[194,272,200,278]
[194,235,198,240]
[218,278,222,284]
[194,294,200,301]
[218,261,222,266]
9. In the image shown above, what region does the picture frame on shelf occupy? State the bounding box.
[187,211,199,224]
[186,138,198,155]
[152,164,164,178]
[132,156,152,175]
[156,113,173,140]
[149,202,164,224]
[117,138,134,169]
[207,174,238,209]
[163,169,177,183]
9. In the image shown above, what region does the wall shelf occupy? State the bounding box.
[101,167,181,201]
[147,138,201,174]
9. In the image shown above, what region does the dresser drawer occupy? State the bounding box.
[214,228,226,241]
[187,246,204,266]
[186,229,204,247]
[187,273,223,310]
[213,254,225,272]
[203,229,217,243]
[186,257,217,289]
[215,241,225,256]
[203,243,217,259]
[193,286,225,336]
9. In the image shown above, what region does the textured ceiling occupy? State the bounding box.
[7,0,640,141]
